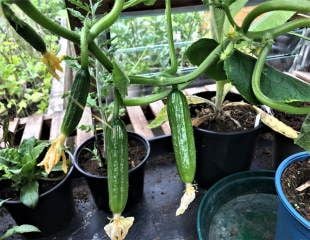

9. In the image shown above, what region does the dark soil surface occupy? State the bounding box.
[192,102,258,132]
[274,111,305,131]
[78,138,146,176]
[281,158,310,220]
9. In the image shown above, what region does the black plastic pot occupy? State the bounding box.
[273,132,303,168]
[193,91,262,189]
[3,153,75,237]
[73,132,150,212]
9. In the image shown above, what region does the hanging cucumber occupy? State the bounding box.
[1,2,63,79]
[104,118,134,240]
[37,68,90,173]
[167,89,197,216]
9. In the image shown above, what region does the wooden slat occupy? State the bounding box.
[183,86,207,95]
[126,106,154,139]
[76,107,94,146]
[49,112,64,140]
[21,115,43,141]
[8,118,19,133]
[149,100,171,135]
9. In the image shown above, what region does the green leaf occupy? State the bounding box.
[295,114,310,151]
[148,106,167,129]
[112,61,129,98]
[185,38,227,80]
[20,181,39,208]
[186,95,210,105]
[0,224,40,239]
[19,138,48,164]
[224,50,310,104]
[249,11,295,31]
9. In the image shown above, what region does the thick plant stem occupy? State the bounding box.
[242,0,310,32]
[113,89,121,119]
[246,18,310,40]
[165,0,178,75]
[15,0,79,42]
[130,40,229,86]
[215,81,225,112]
[252,44,310,115]
[80,25,89,69]
[89,0,124,41]
[123,81,191,106]
[123,0,144,10]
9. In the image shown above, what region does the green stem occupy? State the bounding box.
[246,18,310,40]
[123,82,190,106]
[113,88,121,118]
[80,24,89,69]
[165,0,177,75]
[242,0,310,33]
[15,0,79,42]
[222,4,240,31]
[130,39,229,86]
[123,0,144,9]
[252,44,310,115]
[215,81,225,112]
[89,42,113,72]
[89,0,124,41]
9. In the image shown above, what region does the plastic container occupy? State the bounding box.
[3,152,75,237]
[197,170,277,240]
[73,132,150,212]
[193,91,262,188]
[275,151,310,240]
[194,123,261,188]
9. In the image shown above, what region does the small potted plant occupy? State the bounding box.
[0,137,74,236]
[275,116,310,239]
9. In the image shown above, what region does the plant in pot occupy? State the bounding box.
[0,199,40,239]
[148,0,310,188]
[0,137,74,236]
[274,116,310,239]
[4,0,309,239]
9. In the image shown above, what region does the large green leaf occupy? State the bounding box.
[112,61,129,98]
[20,181,39,208]
[249,11,295,31]
[295,114,310,151]
[0,225,40,240]
[224,50,310,104]
[185,38,227,80]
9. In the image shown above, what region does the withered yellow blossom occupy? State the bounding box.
[42,52,63,80]
[38,133,68,174]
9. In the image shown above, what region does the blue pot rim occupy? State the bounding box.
[275,151,310,229]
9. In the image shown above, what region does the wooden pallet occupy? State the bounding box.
[1,84,231,148]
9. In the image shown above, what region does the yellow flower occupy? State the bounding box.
[41,52,63,80]
[38,133,68,174]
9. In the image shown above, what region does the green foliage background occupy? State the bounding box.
[0,0,64,118]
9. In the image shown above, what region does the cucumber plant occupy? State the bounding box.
[2,0,310,239]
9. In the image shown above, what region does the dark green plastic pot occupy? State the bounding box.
[197,170,277,240]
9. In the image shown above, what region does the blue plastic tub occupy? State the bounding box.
[275,151,310,240]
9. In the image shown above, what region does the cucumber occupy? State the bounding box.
[167,89,197,216]
[60,68,90,136]
[1,3,47,53]
[167,89,196,183]
[105,118,129,214]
